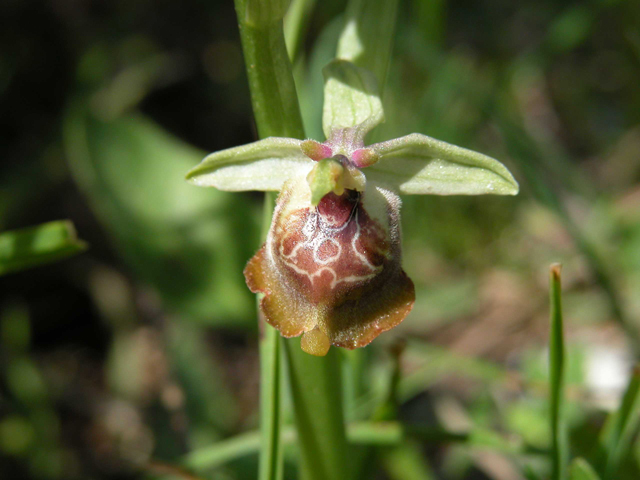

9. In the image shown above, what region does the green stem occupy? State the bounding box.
[259,191,281,480]
[233,4,305,140]
[284,339,350,480]
[232,2,349,480]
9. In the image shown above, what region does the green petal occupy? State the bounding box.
[186,137,311,191]
[367,133,519,196]
[322,60,384,142]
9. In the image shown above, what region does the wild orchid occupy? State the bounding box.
[186,60,518,356]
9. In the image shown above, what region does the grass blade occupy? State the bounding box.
[0,220,87,276]
[602,365,640,479]
[259,316,283,480]
[257,190,283,480]
[549,263,567,480]
[570,458,601,480]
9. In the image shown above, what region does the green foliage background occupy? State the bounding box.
[1,0,640,478]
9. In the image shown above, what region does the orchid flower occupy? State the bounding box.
[186,60,518,356]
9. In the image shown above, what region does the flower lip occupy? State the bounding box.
[243,178,415,356]
[316,189,360,229]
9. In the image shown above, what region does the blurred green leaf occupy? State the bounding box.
[0,220,87,276]
[336,0,398,92]
[284,0,317,62]
[382,441,435,480]
[549,264,567,480]
[64,102,259,325]
[166,321,239,439]
[0,415,35,456]
[182,420,545,472]
[570,458,601,480]
[602,365,640,479]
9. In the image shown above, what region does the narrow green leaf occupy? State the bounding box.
[0,220,87,276]
[284,0,317,62]
[367,133,519,196]
[181,421,547,472]
[322,59,384,140]
[259,191,284,480]
[259,323,283,480]
[602,365,640,479]
[569,458,601,480]
[549,263,567,480]
[185,137,310,191]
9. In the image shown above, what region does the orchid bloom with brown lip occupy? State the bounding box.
[186,60,518,356]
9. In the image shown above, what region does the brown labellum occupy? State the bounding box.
[244,177,415,356]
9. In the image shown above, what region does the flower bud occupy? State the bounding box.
[244,177,414,356]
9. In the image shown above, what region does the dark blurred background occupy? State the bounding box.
[1,0,640,478]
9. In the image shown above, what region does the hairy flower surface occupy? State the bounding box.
[186,60,518,355]
[245,176,414,356]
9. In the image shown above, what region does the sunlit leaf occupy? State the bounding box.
[0,221,87,276]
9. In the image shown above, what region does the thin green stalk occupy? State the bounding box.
[234,1,305,140]
[258,191,281,480]
[602,366,640,479]
[284,339,349,480]
[232,2,349,479]
[233,2,304,479]
[549,264,567,480]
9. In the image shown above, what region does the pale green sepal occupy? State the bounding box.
[322,60,384,142]
[367,133,519,196]
[186,137,311,192]
[307,158,345,206]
